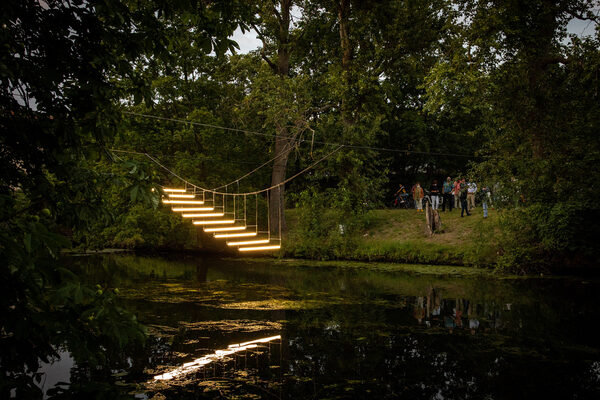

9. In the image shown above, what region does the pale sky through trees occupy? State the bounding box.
[230,7,599,54]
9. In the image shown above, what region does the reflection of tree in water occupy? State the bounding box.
[282,326,500,399]
[281,324,600,399]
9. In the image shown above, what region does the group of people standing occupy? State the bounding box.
[395,177,492,218]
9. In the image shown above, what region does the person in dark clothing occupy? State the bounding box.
[442,176,453,212]
[430,179,441,210]
[394,184,409,207]
[459,178,470,217]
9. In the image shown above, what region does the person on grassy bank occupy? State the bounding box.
[467,180,478,210]
[460,179,471,217]
[394,184,409,207]
[442,177,454,212]
[414,182,424,212]
[453,179,461,209]
[430,179,441,210]
[480,186,492,218]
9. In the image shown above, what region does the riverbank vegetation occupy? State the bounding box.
[285,208,500,267]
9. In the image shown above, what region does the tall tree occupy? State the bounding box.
[424,0,600,270]
[251,0,308,233]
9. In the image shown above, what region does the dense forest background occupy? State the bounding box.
[1,0,599,397]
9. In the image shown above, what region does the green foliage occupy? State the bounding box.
[103,205,195,249]
[288,188,378,259]
[496,203,600,274]
[422,0,600,272]
[1,0,249,396]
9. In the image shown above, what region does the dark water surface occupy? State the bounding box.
[53,254,600,399]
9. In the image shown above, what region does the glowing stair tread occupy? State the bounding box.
[172,207,214,212]
[162,200,204,204]
[181,213,224,218]
[205,226,247,233]
[168,194,196,198]
[192,220,235,225]
[163,188,187,193]
[238,243,281,252]
[227,239,269,247]
[214,231,256,238]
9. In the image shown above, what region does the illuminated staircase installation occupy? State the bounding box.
[111,142,344,255]
[162,187,281,253]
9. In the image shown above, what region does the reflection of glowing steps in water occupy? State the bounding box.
[153,335,281,381]
[168,194,195,198]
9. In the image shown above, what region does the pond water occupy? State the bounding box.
[50,254,600,399]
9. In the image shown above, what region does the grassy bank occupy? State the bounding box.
[283,206,501,267]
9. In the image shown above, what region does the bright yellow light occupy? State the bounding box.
[162,200,204,204]
[238,245,281,252]
[204,226,246,233]
[181,213,224,218]
[192,220,235,225]
[153,334,281,381]
[229,335,282,348]
[214,232,257,238]
[163,188,186,193]
[227,239,269,246]
[172,207,214,212]
[168,194,195,198]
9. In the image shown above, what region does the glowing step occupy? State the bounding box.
[172,207,214,212]
[163,188,187,193]
[192,220,234,225]
[227,239,269,247]
[168,194,196,198]
[181,213,224,218]
[214,232,256,239]
[205,226,247,233]
[163,200,204,204]
[238,244,281,252]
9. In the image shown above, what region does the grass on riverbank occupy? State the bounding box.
[283,206,501,266]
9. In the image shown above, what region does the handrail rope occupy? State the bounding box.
[110,139,303,191]
[123,110,479,158]
[110,144,344,196]
[109,142,296,193]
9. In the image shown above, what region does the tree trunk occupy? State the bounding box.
[269,130,292,235]
[337,0,352,124]
[425,202,442,236]
[269,0,292,235]
[338,0,351,71]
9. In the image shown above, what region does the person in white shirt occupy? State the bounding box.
[467,181,477,210]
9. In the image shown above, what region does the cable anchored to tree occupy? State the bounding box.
[123,110,479,158]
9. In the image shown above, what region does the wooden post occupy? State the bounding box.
[425,202,442,236]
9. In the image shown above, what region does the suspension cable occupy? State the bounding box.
[110,145,344,196]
